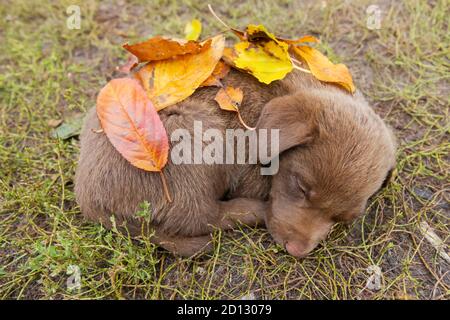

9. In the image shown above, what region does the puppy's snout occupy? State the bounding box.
[285,241,309,258]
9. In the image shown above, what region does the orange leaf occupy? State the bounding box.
[123,36,205,62]
[279,35,319,44]
[214,86,253,130]
[96,78,169,172]
[292,46,356,93]
[134,35,225,110]
[215,86,243,112]
[200,61,230,87]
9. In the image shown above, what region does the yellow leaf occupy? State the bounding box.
[184,19,202,41]
[245,24,279,43]
[245,25,319,46]
[292,46,356,93]
[222,47,238,67]
[233,40,293,84]
[134,35,225,110]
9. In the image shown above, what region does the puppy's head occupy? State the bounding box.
[257,89,396,258]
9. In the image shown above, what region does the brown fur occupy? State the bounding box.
[74,69,396,257]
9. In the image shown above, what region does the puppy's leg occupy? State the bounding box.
[151,198,267,256]
[215,198,268,230]
[156,198,267,256]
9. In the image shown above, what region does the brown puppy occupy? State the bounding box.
[75,69,396,257]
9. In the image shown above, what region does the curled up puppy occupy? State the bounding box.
[75,69,396,257]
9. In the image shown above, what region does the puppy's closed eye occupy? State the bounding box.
[288,175,307,199]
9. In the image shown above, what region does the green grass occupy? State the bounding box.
[0,0,449,299]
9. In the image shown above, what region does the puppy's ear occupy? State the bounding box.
[256,92,318,163]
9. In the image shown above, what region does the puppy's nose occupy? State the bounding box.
[285,241,308,258]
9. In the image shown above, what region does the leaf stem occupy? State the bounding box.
[292,64,312,73]
[237,111,255,131]
[159,169,173,203]
[290,56,312,73]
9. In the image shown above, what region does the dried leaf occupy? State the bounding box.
[277,35,320,44]
[123,36,205,62]
[96,78,169,172]
[220,24,293,84]
[244,25,319,47]
[50,114,84,140]
[292,45,356,93]
[245,24,279,43]
[184,19,202,41]
[207,8,354,91]
[134,35,225,110]
[200,61,230,87]
[214,86,253,130]
[214,86,243,112]
[222,47,238,67]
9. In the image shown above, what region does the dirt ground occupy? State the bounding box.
[0,0,448,299]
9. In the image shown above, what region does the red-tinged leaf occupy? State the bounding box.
[96,78,169,172]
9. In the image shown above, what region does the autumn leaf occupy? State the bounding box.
[292,45,355,93]
[277,35,320,45]
[245,24,279,42]
[222,47,238,67]
[123,36,205,62]
[50,114,84,140]
[134,35,225,110]
[96,78,168,171]
[233,40,293,84]
[200,61,230,87]
[184,19,202,41]
[214,86,253,130]
[215,86,243,112]
[218,24,292,84]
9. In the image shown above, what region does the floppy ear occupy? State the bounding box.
[256,92,317,163]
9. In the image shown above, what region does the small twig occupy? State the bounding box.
[208,4,245,39]
[208,4,234,31]
[292,64,312,73]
